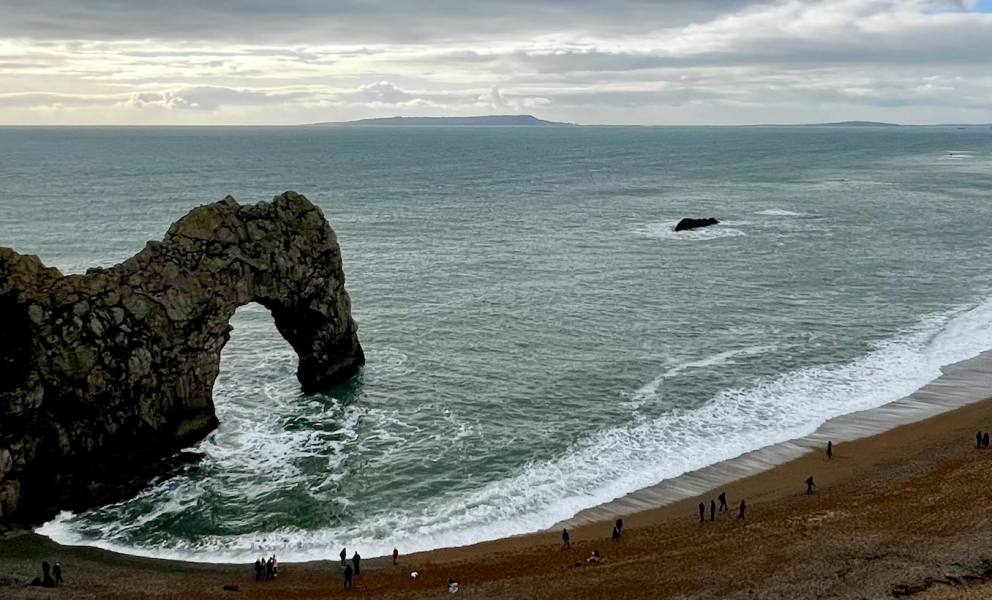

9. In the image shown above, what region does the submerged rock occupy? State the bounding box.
[0,192,365,523]
[674,217,720,232]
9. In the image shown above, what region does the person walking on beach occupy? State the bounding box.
[612,525,621,542]
[615,518,623,535]
[978,431,983,449]
[393,547,399,565]
[561,528,571,549]
[827,441,833,459]
[984,433,990,448]
[738,500,747,520]
[699,502,706,522]
[718,491,728,511]
[254,558,263,580]
[710,500,716,521]
[352,551,361,576]
[806,476,816,494]
[344,564,353,589]
[53,563,62,586]
[340,547,347,568]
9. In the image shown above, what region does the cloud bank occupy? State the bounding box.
[1,0,990,124]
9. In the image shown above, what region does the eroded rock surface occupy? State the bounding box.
[0,192,364,523]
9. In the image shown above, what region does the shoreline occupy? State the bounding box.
[35,346,992,565]
[563,346,992,528]
[4,355,992,596]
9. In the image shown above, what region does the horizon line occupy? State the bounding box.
[2,122,992,128]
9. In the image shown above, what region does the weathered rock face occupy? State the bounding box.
[674,217,720,232]
[0,192,364,523]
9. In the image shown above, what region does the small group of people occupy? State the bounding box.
[337,546,402,591]
[340,548,361,589]
[558,518,622,559]
[976,431,990,448]
[30,561,63,588]
[612,518,623,542]
[560,517,622,552]
[253,555,278,580]
[698,491,743,521]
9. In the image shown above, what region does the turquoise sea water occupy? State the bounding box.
[3,125,992,561]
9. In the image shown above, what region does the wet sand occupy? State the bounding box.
[4,393,992,598]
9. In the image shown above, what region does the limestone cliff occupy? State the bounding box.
[0,192,364,523]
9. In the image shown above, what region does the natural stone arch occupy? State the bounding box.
[0,192,364,522]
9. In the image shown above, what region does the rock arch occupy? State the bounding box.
[0,192,365,522]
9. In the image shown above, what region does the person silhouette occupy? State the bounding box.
[254,558,263,580]
[978,431,983,449]
[738,500,747,520]
[984,433,990,449]
[53,563,63,586]
[344,564,353,589]
[698,502,705,523]
[340,547,347,568]
[710,500,716,521]
[615,518,623,534]
[718,491,728,511]
[827,441,833,459]
[393,547,399,565]
[352,552,361,577]
[612,526,621,542]
[561,528,570,549]
[806,476,816,494]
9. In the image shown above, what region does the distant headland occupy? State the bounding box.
[310,115,573,127]
[806,121,900,127]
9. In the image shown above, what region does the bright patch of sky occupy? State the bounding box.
[0,0,990,125]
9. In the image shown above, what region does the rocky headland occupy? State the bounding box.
[0,192,364,525]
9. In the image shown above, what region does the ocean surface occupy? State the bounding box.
[3,125,992,562]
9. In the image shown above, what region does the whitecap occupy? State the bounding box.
[756,209,805,217]
[633,221,746,241]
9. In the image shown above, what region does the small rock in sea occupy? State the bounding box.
[674,217,720,232]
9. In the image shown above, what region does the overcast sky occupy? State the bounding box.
[1,0,991,125]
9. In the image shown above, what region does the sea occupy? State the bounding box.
[2,125,992,563]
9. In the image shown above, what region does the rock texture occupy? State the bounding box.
[674,217,720,232]
[0,192,364,523]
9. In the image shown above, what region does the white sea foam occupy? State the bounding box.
[756,209,806,217]
[40,295,992,564]
[633,220,746,241]
[622,345,775,409]
[365,347,415,381]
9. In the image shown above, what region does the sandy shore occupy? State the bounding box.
[5,391,992,598]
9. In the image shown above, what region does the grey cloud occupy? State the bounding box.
[0,0,763,43]
[0,92,122,107]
